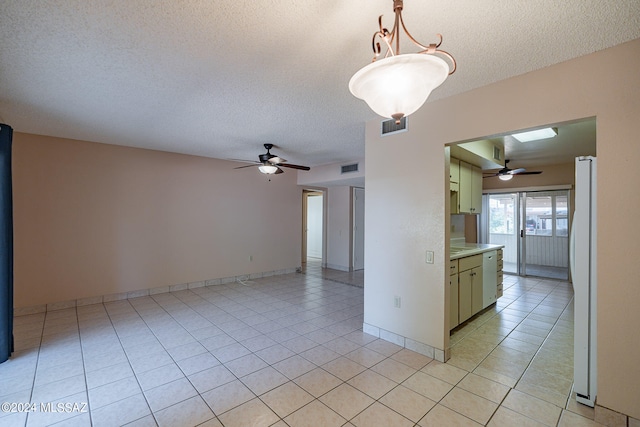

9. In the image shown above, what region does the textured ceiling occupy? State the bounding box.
[1,1,639,167]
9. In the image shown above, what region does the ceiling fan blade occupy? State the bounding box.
[509,168,526,175]
[228,158,260,164]
[483,174,498,178]
[268,156,286,164]
[515,171,543,175]
[278,163,310,171]
[233,164,259,170]
[275,167,284,174]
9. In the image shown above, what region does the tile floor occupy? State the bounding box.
[1,265,606,426]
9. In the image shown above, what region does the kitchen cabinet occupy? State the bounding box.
[458,254,483,324]
[458,160,482,214]
[449,260,459,329]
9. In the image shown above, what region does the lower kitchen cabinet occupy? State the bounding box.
[449,272,459,329]
[452,254,483,328]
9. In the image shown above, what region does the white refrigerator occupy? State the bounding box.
[570,156,597,407]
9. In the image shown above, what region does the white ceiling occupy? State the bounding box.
[1,1,639,168]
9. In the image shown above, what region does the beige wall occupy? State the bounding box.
[365,39,640,417]
[13,133,303,308]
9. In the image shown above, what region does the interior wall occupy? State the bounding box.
[12,133,303,308]
[326,186,352,271]
[364,39,640,418]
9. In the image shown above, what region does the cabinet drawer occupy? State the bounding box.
[459,254,482,271]
[449,260,459,275]
[497,259,504,271]
[497,271,503,285]
[497,249,503,260]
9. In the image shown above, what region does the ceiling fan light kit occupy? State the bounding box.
[349,0,456,124]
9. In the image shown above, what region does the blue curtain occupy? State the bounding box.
[0,124,13,363]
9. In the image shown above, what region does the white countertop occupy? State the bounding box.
[450,243,504,260]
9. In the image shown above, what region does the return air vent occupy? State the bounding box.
[381,116,408,136]
[493,146,502,162]
[341,163,359,174]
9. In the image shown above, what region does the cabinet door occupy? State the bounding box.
[450,158,460,183]
[450,274,459,329]
[458,271,472,323]
[459,161,472,213]
[470,164,482,214]
[471,266,484,314]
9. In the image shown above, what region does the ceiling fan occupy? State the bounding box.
[231,144,310,175]
[483,159,542,180]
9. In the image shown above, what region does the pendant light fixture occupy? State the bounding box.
[349,0,456,124]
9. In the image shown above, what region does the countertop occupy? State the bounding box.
[450,243,504,260]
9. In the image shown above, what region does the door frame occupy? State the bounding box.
[302,188,327,266]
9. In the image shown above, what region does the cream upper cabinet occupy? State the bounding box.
[450,158,460,185]
[458,160,482,214]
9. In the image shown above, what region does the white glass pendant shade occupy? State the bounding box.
[258,164,278,174]
[349,54,449,121]
[498,174,513,181]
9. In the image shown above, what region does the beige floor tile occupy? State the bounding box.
[272,355,316,380]
[370,358,417,383]
[201,379,256,415]
[488,406,548,427]
[322,356,366,381]
[518,367,573,396]
[153,395,214,427]
[422,360,467,385]
[472,366,518,388]
[143,377,197,412]
[515,381,569,408]
[350,401,413,427]
[441,387,499,424]
[261,381,315,418]
[345,347,387,368]
[558,409,607,427]
[347,369,397,400]
[254,343,295,365]
[218,398,279,427]
[319,383,374,420]
[240,366,289,396]
[323,337,361,355]
[294,367,342,397]
[502,389,563,427]
[418,404,483,427]
[379,384,436,422]
[390,348,433,370]
[365,339,403,357]
[300,345,341,365]
[565,395,595,420]
[457,373,510,403]
[91,393,151,427]
[284,400,346,427]
[402,371,454,402]
[188,365,236,394]
[224,353,268,377]
[479,354,528,379]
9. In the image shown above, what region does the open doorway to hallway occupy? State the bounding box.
[302,190,324,265]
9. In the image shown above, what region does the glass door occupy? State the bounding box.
[487,193,519,274]
[521,191,569,280]
[485,190,570,280]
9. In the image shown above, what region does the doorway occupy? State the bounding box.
[485,189,570,280]
[302,190,324,264]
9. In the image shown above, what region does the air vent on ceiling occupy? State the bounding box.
[341,163,359,174]
[493,146,502,162]
[381,116,408,136]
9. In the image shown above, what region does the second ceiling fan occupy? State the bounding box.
[483,159,542,180]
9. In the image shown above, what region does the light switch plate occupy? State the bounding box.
[426,250,434,264]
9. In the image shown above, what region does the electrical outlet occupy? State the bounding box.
[249,255,253,262]
[394,296,401,308]
[426,250,434,264]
